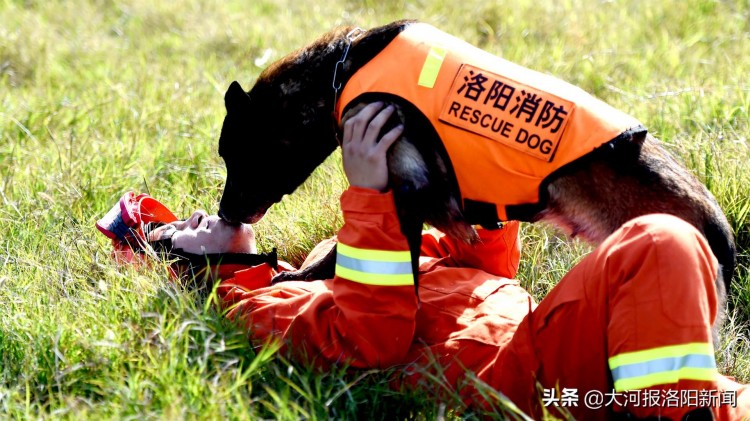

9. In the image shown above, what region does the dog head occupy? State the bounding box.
[218,80,272,224]
[217,22,418,225]
[217,25,363,224]
[217,77,339,224]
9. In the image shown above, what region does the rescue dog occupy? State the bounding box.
[216,20,736,304]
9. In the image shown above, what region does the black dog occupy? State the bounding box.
[216,20,735,307]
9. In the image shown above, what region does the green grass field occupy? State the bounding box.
[1,0,749,418]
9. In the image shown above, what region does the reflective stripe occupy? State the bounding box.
[335,243,413,286]
[609,343,714,368]
[335,265,413,286]
[336,254,413,275]
[336,243,412,263]
[418,46,447,88]
[614,368,717,391]
[609,343,717,391]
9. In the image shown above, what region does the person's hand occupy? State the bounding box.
[342,102,403,192]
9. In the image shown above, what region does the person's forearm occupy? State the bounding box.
[321,186,418,367]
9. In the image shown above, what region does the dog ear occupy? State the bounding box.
[631,128,647,145]
[225,81,250,114]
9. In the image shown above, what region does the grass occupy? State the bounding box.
[1,0,749,418]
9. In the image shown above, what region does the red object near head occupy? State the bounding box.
[96,191,179,264]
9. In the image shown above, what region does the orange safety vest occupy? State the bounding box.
[336,23,644,222]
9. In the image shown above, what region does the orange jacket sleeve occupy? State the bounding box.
[218,186,418,369]
[419,221,521,279]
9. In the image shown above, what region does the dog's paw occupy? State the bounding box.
[271,270,308,284]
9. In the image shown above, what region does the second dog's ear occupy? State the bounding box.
[225,81,250,114]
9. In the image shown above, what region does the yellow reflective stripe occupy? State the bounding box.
[418,46,447,88]
[336,242,411,262]
[608,343,713,369]
[335,264,413,286]
[613,367,717,392]
[335,242,413,286]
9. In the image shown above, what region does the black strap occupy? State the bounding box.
[462,198,504,229]
[141,237,279,271]
[169,248,279,271]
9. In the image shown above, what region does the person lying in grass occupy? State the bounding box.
[98,103,749,420]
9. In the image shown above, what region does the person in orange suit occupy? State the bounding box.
[99,102,749,420]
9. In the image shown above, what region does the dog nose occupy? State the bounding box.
[218,208,243,226]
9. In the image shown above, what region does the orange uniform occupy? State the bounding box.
[336,23,644,222]
[217,186,749,420]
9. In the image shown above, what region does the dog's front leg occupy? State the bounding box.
[271,244,337,283]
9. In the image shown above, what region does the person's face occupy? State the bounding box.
[148,210,257,255]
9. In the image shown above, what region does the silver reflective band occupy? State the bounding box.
[336,254,413,275]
